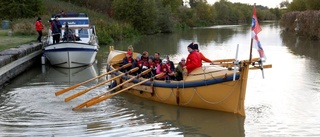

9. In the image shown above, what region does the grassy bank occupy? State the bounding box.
[0,30,35,51]
[9,0,139,45]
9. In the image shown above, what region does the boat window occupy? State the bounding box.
[78,29,89,38]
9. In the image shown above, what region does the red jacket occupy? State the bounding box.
[199,52,211,63]
[35,21,43,31]
[186,51,201,74]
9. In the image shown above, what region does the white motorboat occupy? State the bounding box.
[44,12,99,68]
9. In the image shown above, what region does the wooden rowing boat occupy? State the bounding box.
[106,46,271,116]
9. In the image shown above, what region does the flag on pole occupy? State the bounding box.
[251,5,266,59]
[253,35,266,59]
[251,6,261,38]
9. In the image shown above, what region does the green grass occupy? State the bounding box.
[0,29,36,51]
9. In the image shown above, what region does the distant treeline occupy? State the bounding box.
[280,0,320,40]
[0,0,282,44]
[62,0,281,32]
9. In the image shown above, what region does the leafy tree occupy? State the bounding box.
[189,0,207,8]
[0,0,43,20]
[280,0,290,8]
[113,0,158,34]
[288,0,306,11]
[305,0,320,10]
[160,0,183,13]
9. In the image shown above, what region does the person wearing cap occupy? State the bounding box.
[175,57,186,81]
[122,51,134,72]
[184,42,201,74]
[156,59,174,80]
[51,16,62,44]
[193,44,214,64]
[35,17,44,42]
[132,53,143,74]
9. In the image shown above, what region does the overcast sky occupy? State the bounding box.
[207,0,292,8]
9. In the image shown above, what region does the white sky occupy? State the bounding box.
[207,0,292,8]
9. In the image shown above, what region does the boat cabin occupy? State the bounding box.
[48,12,97,45]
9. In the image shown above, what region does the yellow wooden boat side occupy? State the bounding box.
[107,46,269,117]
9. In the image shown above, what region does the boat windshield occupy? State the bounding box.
[78,29,89,38]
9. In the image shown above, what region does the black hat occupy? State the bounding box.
[188,42,195,49]
[193,44,199,50]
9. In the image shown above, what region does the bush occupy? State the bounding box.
[281,10,320,40]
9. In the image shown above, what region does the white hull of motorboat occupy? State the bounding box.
[44,42,98,68]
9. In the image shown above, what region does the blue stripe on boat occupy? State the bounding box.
[113,71,240,88]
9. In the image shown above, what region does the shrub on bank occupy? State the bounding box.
[281,10,320,40]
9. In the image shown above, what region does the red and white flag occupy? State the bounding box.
[251,6,266,59]
[251,6,261,38]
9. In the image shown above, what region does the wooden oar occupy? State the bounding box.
[249,64,272,70]
[64,67,139,102]
[85,72,165,108]
[72,68,152,110]
[55,63,132,96]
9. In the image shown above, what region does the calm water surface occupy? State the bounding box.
[0,22,320,136]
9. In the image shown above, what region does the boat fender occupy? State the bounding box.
[176,87,180,105]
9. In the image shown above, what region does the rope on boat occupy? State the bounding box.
[194,80,239,105]
[179,87,196,105]
[155,87,173,102]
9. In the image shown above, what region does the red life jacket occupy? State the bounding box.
[141,56,148,62]
[154,58,161,65]
[149,62,155,69]
[160,64,169,72]
[142,61,149,68]
[127,57,133,63]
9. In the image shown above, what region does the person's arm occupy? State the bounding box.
[156,65,161,74]
[200,52,212,63]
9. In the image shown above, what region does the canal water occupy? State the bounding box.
[0,21,320,136]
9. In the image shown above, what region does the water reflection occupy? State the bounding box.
[42,63,99,85]
[281,30,320,61]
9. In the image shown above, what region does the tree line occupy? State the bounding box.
[0,0,281,44]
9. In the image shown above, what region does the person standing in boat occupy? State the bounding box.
[51,16,62,44]
[122,51,134,72]
[184,42,201,74]
[175,57,186,81]
[35,17,44,42]
[193,44,214,65]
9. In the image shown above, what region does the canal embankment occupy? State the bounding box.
[0,42,43,88]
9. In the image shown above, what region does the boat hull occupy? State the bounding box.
[44,42,98,68]
[106,48,251,116]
